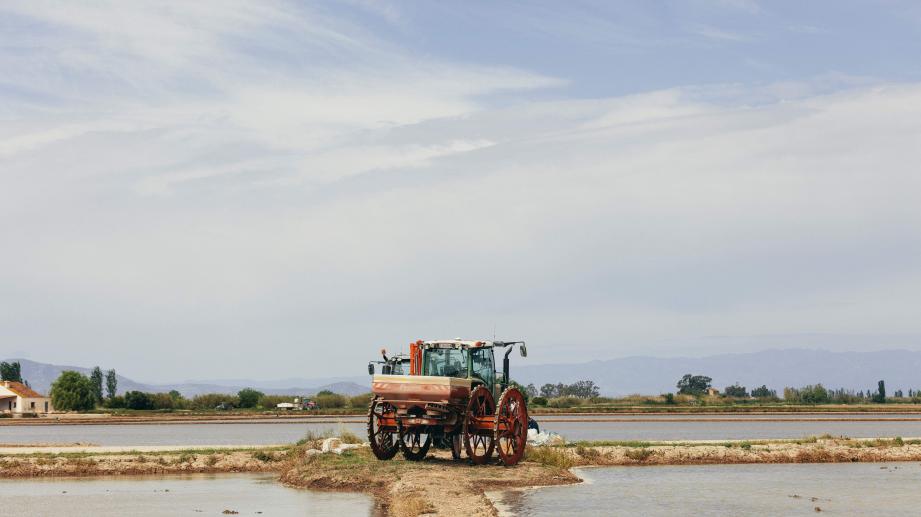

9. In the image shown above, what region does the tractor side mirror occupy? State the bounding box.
[519,344,527,357]
[368,363,375,375]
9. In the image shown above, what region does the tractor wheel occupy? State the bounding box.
[463,386,496,464]
[399,424,432,461]
[495,387,529,466]
[367,399,399,460]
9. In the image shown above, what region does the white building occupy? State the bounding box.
[0,380,53,414]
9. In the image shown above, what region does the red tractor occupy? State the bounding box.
[366,339,530,466]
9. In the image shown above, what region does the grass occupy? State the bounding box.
[524,446,574,468]
[9,446,291,460]
[624,448,656,462]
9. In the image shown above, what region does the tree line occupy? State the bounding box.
[47,368,372,412]
[674,374,917,403]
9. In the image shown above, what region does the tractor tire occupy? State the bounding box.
[367,399,399,460]
[399,423,432,461]
[463,385,496,464]
[495,386,528,466]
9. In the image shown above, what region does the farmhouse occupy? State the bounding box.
[0,380,53,414]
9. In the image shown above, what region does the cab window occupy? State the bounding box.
[470,348,495,388]
[424,348,468,378]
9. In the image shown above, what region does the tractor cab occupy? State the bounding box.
[417,340,526,400]
[368,349,410,376]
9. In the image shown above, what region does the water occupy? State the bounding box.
[1,473,374,517]
[2,414,920,446]
[500,463,921,516]
[0,421,367,446]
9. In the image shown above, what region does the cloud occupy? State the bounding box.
[1,2,920,381]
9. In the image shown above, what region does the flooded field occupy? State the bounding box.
[497,462,921,516]
[2,413,921,445]
[2,473,374,517]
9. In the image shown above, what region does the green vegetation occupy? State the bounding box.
[539,380,600,398]
[90,366,104,405]
[50,371,96,411]
[0,361,24,384]
[237,388,264,408]
[105,369,118,399]
[677,374,712,395]
[524,445,574,468]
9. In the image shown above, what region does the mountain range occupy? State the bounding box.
[5,359,368,397]
[6,348,921,397]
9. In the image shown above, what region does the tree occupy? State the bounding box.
[508,380,532,403]
[237,388,265,408]
[0,361,23,383]
[723,384,748,398]
[676,374,712,396]
[873,380,886,403]
[539,384,558,398]
[105,369,118,399]
[124,391,153,410]
[751,385,775,398]
[90,366,104,405]
[50,371,96,411]
[525,383,538,399]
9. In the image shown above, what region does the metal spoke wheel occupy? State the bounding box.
[399,424,432,461]
[367,398,399,460]
[463,386,496,464]
[495,387,528,466]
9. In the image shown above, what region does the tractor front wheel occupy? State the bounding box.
[367,399,399,460]
[399,424,432,461]
[495,387,528,466]
[463,386,496,464]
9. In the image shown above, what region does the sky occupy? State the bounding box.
[2,1,921,382]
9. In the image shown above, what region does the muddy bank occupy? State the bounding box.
[277,448,577,517]
[6,437,921,516]
[0,447,289,478]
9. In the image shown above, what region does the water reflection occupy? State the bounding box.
[2,473,374,517]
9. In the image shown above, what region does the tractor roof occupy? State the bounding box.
[422,339,523,349]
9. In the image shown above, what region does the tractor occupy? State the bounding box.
[367,349,410,376]
[366,339,530,466]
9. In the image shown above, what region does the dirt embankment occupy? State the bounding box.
[6,437,921,516]
[0,447,288,478]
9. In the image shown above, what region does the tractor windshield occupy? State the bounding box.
[423,348,468,378]
[390,360,409,375]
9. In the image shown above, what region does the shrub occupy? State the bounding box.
[625,448,655,462]
[104,395,126,409]
[191,393,239,410]
[524,446,574,468]
[664,393,675,404]
[531,396,548,406]
[258,394,296,408]
[50,371,96,411]
[547,396,582,409]
[348,393,373,408]
[237,388,264,409]
[124,391,154,410]
[314,393,347,409]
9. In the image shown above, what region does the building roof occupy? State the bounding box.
[1,381,45,398]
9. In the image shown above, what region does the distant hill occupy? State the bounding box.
[510,349,921,396]
[4,359,368,397]
[10,348,921,398]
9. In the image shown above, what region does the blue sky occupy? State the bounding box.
[1,1,921,382]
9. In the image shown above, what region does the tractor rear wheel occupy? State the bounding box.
[495,387,528,466]
[367,399,399,460]
[463,386,496,464]
[399,424,432,461]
